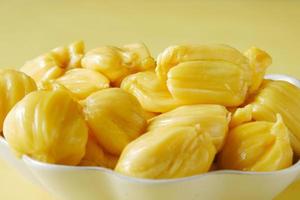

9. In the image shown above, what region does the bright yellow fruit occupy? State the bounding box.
[156,44,252,107]
[67,40,85,68]
[244,47,272,93]
[79,134,118,169]
[156,44,251,81]
[20,53,64,85]
[230,104,254,128]
[121,71,182,113]
[3,89,88,165]
[218,115,293,171]
[167,60,249,106]
[156,44,272,107]
[50,40,85,70]
[247,80,300,156]
[148,104,230,152]
[55,68,110,100]
[38,80,75,98]
[82,88,147,155]
[115,126,216,179]
[20,41,84,84]
[81,43,155,85]
[0,69,37,132]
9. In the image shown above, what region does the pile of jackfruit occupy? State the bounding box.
[1,41,300,179]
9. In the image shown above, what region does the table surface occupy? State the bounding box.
[0,0,300,199]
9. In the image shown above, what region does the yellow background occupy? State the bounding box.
[0,0,300,199]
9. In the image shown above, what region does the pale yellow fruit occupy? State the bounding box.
[0,69,37,132]
[121,71,182,113]
[81,43,155,85]
[3,89,88,165]
[79,134,118,169]
[20,41,85,84]
[218,115,293,171]
[244,47,272,93]
[82,88,147,155]
[55,68,110,100]
[115,126,216,179]
[148,105,230,151]
[167,60,249,106]
[248,80,300,156]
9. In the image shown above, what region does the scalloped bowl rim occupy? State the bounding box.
[2,73,300,184]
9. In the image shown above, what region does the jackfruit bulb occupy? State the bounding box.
[0,69,37,132]
[55,68,110,100]
[115,125,216,179]
[121,71,182,113]
[218,115,293,171]
[3,89,88,165]
[82,88,147,155]
[148,104,230,151]
[249,80,300,156]
[81,43,155,85]
[20,41,85,85]
[244,47,272,93]
[20,53,65,85]
[155,44,271,106]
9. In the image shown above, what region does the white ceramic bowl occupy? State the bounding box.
[1,74,300,200]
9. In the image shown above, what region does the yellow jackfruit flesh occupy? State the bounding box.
[81,43,155,85]
[148,104,230,151]
[218,115,293,171]
[156,44,251,107]
[121,71,182,113]
[38,80,79,102]
[0,69,37,132]
[3,89,88,165]
[79,134,118,169]
[82,88,147,155]
[122,43,156,72]
[2,41,295,175]
[39,80,69,91]
[230,104,254,128]
[246,80,300,156]
[50,40,85,70]
[244,47,272,93]
[167,60,249,106]
[156,44,251,81]
[156,44,272,107]
[20,41,84,84]
[66,40,85,68]
[20,53,64,85]
[55,68,110,100]
[115,126,216,179]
